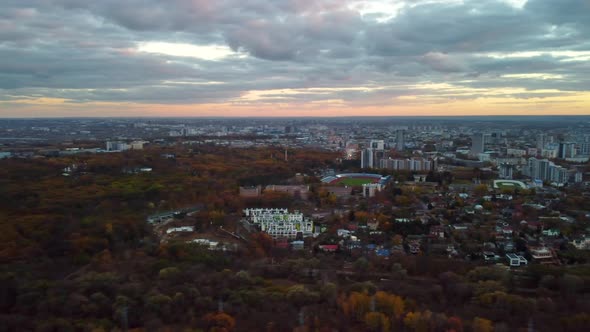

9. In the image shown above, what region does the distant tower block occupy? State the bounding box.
[470,133,485,156]
[396,130,405,151]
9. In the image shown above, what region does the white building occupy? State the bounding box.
[380,157,435,171]
[243,208,314,239]
[499,163,514,179]
[572,236,590,250]
[130,141,146,150]
[106,141,130,152]
[506,253,528,267]
[523,157,572,186]
[166,226,194,234]
[362,183,383,197]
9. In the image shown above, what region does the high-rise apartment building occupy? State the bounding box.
[396,130,405,151]
[361,140,387,169]
[470,133,485,156]
[558,142,576,159]
[524,157,571,185]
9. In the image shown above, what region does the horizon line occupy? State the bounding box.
[2,114,590,120]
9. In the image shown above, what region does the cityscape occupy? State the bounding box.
[2,0,590,331]
[1,116,590,331]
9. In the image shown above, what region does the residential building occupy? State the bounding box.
[361,148,374,168]
[362,183,383,197]
[523,157,571,185]
[361,140,387,169]
[536,133,546,150]
[530,247,556,264]
[396,130,405,151]
[499,163,514,179]
[470,133,485,156]
[106,141,130,151]
[380,157,436,172]
[243,208,314,239]
[558,142,576,159]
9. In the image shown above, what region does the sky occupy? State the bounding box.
[1,0,589,117]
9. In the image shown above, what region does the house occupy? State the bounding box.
[501,227,514,236]
[318,244,338,252]
[530,247,556,264]
[337,229,352,237]
[500,241,515,252]
[408,240,421,255]
[429,225,445,238]
[274,240,289,249]
[451,224,469,231]
[376,249,390,257]
[506,253,528,267]
[291,240,305,250]
[572,236,590,250]
[367,219,380,230]
[483,251,500,262]
[542,229,560,237]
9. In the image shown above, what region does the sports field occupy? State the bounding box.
[336,177,377,186]
[496,182,517,188]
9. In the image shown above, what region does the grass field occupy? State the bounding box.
[496,182,517,188]
[336,177,377,186]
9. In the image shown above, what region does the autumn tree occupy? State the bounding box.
[403,310,432,332]
[339,292,371,321]
[472,317,493,332]
[447,316,463,332]
[203,312,236,331]
[374,291,405,319]
[364,312,391,332]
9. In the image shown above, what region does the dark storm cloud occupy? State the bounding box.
[0,0,589,108]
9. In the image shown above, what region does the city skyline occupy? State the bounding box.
[1,0,590,117]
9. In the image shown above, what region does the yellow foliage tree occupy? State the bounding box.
[339,291,372,321]
[364,312,391,332]
[403,310,431,332]
[472,317,493,332]
[375,291,405,319]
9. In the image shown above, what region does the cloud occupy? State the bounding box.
[0,0,589,116]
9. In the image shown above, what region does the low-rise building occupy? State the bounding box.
[265,185,310,200]
[243,208,314,239]
[239,186,262,197]
[506,253,528,267]
[166,226,194,234]
[572,236,590,250]
[362,183,383,197]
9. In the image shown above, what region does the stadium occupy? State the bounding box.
[493,179,527,189]
[321,173,391,186]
